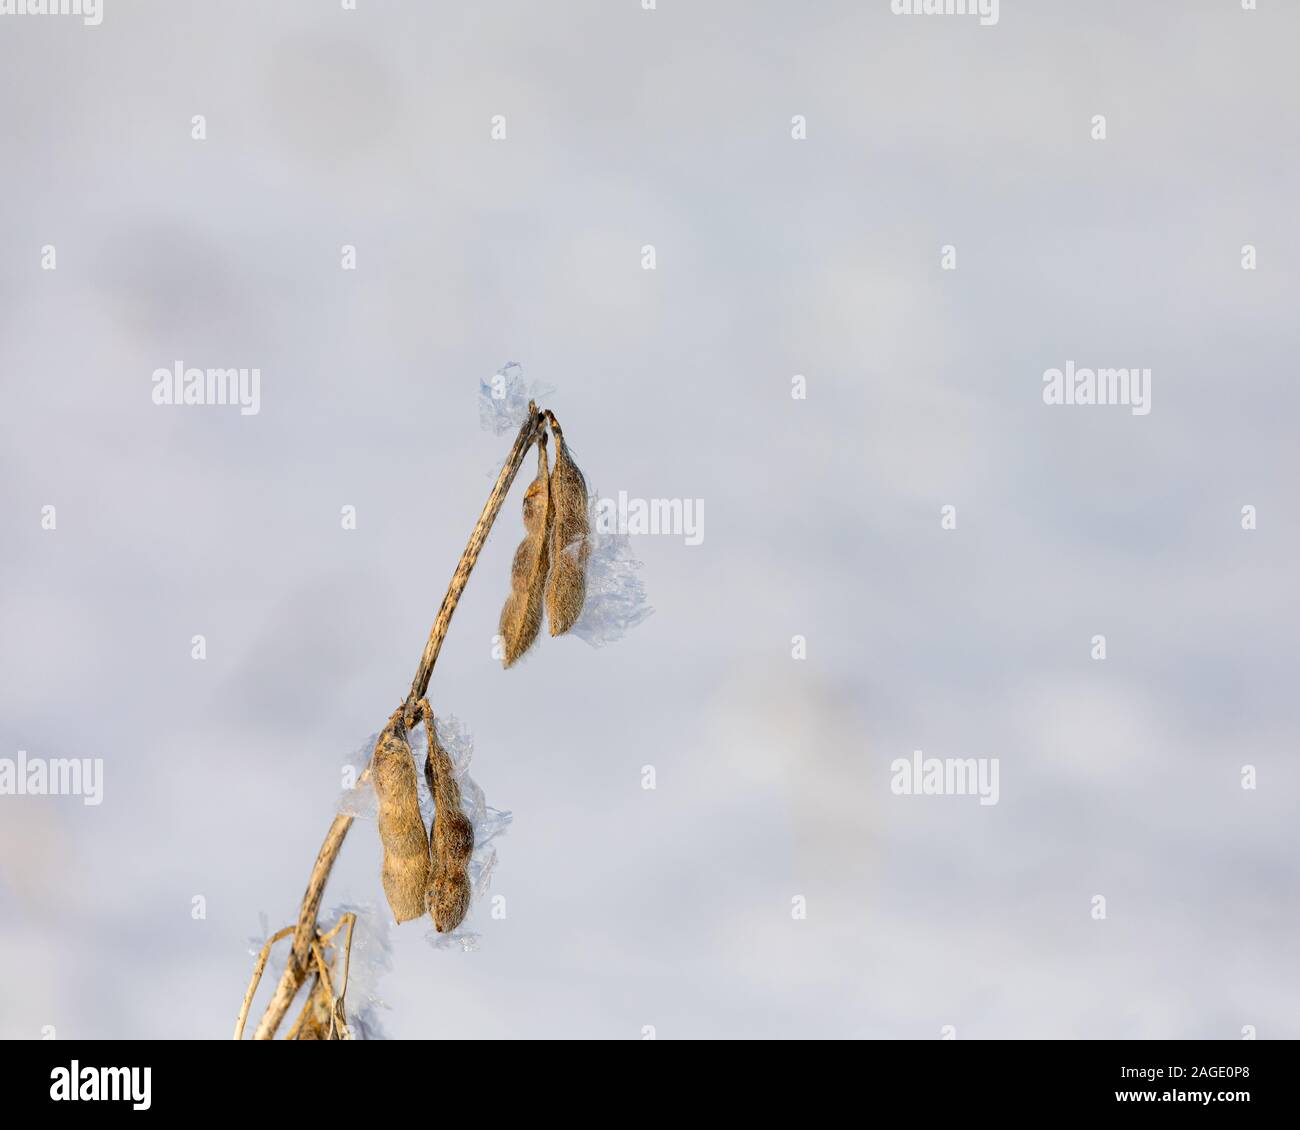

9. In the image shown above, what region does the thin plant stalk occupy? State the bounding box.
[233,925,294,1041]
[310,938,351,1040]
[248,405,547,1040]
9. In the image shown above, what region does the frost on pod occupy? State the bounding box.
[481,371,650,656]
[337,712,510,943]
[410,712,512,949]
[495,407,597,663]
[415,699,474,934]
[567,497,653,647]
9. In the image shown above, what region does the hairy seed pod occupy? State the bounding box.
[372,712,430,923]
[498,435,551,667]
[544,412,590,635]
[429,871,472,935]
[417,700,475,933]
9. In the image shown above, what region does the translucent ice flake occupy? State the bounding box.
[478,361,555,436]
[570,490,654,647]
[322,902,392,1040]
[335,729,380,820]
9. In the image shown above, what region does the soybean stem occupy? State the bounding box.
[248,405,546,1040]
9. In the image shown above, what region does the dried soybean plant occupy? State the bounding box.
[236,402,591,1040]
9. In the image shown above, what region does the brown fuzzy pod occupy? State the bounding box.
[418,701,475,933]
[544,413,590,635]
[372,713,431,923]
[429,871,472,934]
[498,436,552,667]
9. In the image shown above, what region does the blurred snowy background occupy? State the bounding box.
[1,0,1298,1038]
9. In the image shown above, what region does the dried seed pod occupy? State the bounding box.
[544,412,590,635]
[498,435,551,667]
[371,712,430,923]
[429,871,472,935]
[417,700,475,933]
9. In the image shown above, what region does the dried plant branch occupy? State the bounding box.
[251,815,356,1039]
[407,404,548,710]
[284,981,318,1041]
[332,913,357,1038]
[249,405,547,1040]
[233,925,294,1041]
[274,920,356,1040]
[310,938,352,1041]
[317,914,351,947]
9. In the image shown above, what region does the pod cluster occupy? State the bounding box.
[371,702,477,933]
[499,411,590,665]
[370,408,591,933]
